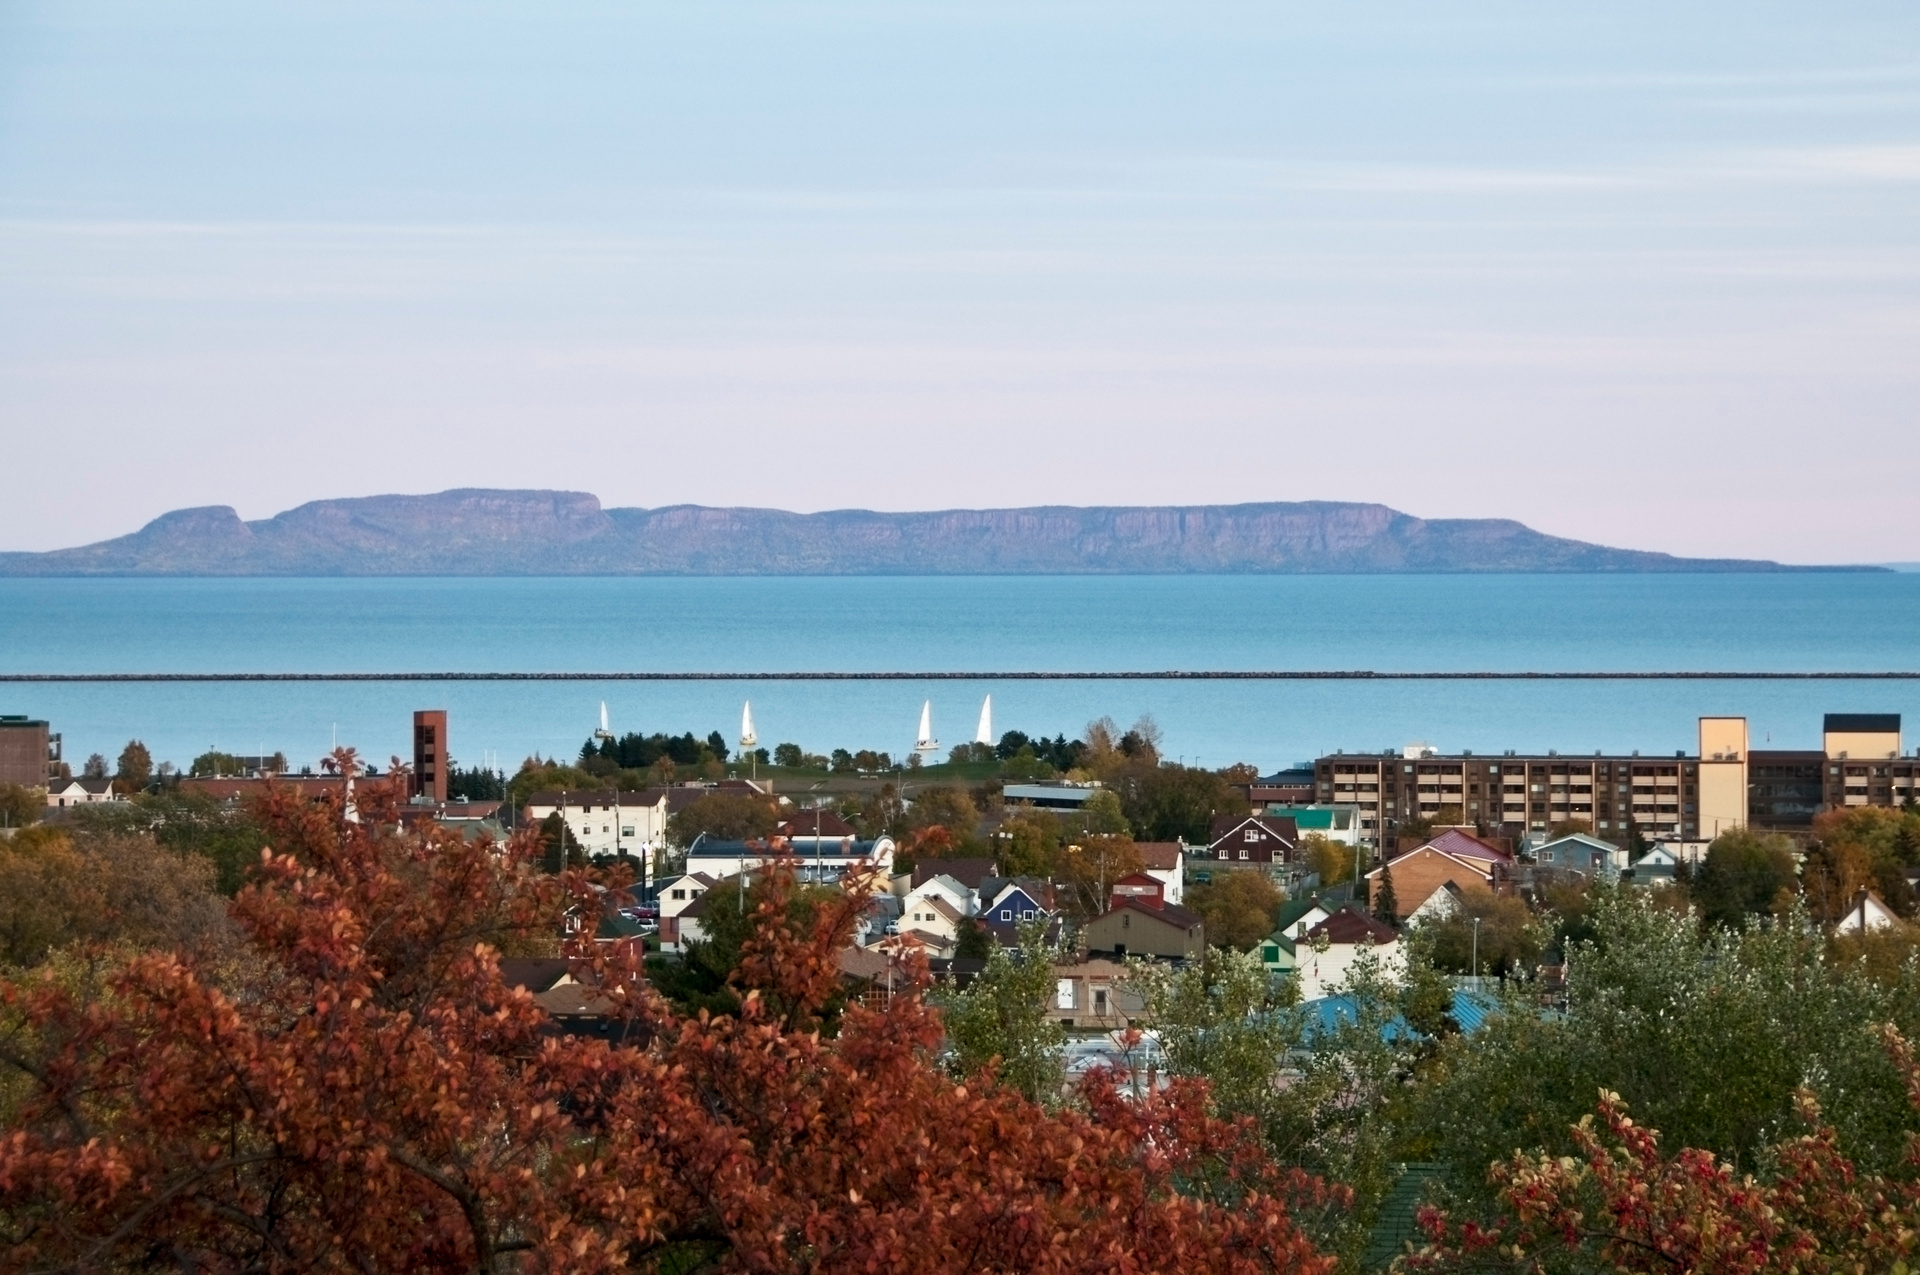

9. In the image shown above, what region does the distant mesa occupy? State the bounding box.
[0,489,1878,576]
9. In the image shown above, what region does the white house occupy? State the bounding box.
[1136,842,1186,906]
[1292,907,1407,1003]
[684,835,896,884]
[521,789,669,859]
[45,777,118,807]
[1835,889,1901,935]
[656,872,719,952]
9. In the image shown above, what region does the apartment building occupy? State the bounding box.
[1749,714,1916,826]
[0,715,61,788]
[1313,717,1749,845]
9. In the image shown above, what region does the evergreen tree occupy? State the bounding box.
[1371,859,1399,926]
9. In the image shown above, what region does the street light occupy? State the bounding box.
[1471,915,1482,980]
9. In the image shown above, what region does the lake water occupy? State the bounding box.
[3,574,1917,776]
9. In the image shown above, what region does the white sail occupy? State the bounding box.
[915,699,939,752]
[740,700,758,749]
[595,701,613,740]
[975,695,993,745]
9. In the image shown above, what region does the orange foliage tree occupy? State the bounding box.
[0,752,1339,1273]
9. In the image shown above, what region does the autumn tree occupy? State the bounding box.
[1299,832,1358,887]
[1185,871,1285,951]
[1057,833,1144,920]
[114,739,153,794]
[995,809,1062,878]
[0,758,1340,1274]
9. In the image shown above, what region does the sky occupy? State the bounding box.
[1,1,1916,563]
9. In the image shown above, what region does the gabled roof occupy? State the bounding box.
[1305,907,1399,946]
[1421,829,1513,864]
[1366,843,1496,883]
[912,858,997,891]
[1272,896,1328,935]
[982,879,1049,913]
[777,810,857,839]
[1100,897,1204,932]
[498,957,573,993]
[1536,831,1620,855]
[1207,814,1300,848]
[1135,842,1184,871]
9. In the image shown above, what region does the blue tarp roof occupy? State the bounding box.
[1297,987,1501,1043]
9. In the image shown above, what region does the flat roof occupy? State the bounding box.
[1825,713,1900,733]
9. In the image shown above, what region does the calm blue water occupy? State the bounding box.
[3,575,1917,774]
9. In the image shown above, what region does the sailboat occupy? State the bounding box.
[975,694,993,746]
[914,700,940,755]
[740,701,759,780]
[594,701,614,742]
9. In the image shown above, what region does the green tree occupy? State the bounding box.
[936,919,1065,1107]
[68,790,269,895]
[1693,827,1798,929]
[188,750,248,778]
[1407,887,1920,1205]
[1371,859,1398,924]
[645,873,848,1023]
[0,783,40,829]
[1184,871,1285,951]
[538,812,584,874]
[1126,945,1408,1264]
[954,918,993,960]
[904,785,979,838]
[995,810,1061,878]
[665,792,778,846]
[1408,891,1544,976]
[1122,764,1241,842]
[1077,788,1132,837]
[772,742,805,768]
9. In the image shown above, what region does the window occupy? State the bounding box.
[671,889,686,900]
[622,826,635,837]
[1023,909,1036,920]
[1244,829,1260,842]
[1056,979,1076,1010]
[1094,988,1109,1014]
[1239,847,1249,860]
[1000,908,1012,920]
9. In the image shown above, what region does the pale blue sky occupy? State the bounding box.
[1,1,1916,561]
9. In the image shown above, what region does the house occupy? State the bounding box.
[1406,880,1469,923]
[1287,806,1364,849]
[775,809,858,844]
[1292,907,1405,1002]
[1205,814,1300,869]
[521,789,670,859]
[1257,931,1298,977]
[982,879,1051,925]
[1835,889,1901,935]
[1364,831,1513,922]
[902,872,976,919]
[1534,832,1623,877]
[1134,842,1186,905]
[685,834,895,883]
[1082,898,1205,961]
[1049,958,1142,1030]
[44,777,118,807]
[898,894,967,946]
[1107,871,1166,910]
[1628,841,1710,881]
[655,872,718,950]
[906,858,998,896]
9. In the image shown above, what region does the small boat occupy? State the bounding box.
[914,700,940,755]
[740,701,758,750]
[975,694,993,746]
[594,701,614,742]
